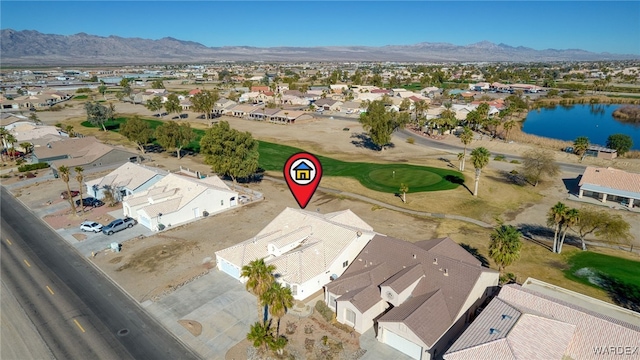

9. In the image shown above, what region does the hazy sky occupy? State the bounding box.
[2,1,639,55]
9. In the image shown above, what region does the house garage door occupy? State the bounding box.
[139,215,151,230]
[219,258,240,279]
[383,328,422,360]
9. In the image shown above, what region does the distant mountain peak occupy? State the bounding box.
[1,29,637,65]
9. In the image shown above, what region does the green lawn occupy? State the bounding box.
[82,118,463,193]
[564,251,640,311]
[258,141,463,193]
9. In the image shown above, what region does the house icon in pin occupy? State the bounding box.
[293,161,312,180]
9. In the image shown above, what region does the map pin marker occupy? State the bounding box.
[284,152,323,209]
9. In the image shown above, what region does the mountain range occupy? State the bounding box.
[1,29,638,65]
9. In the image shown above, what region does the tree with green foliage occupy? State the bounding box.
[58,165,77,214]
[154,121,196,159]
[470,147,491,197]
[19,142,33,154]
[191,90,219,119]
[241,259,276,321]
[98,82,107,100]
[145,96,163,115]
[399,183,408,203]
[263,282,294,336]
[84,101,111,131]
[120,116,154,153]
[28,111,41,124]
[489,225,522,272]
[399,98,411,112]
[606,134,633,156]
[558,208,579,253]
[200,121,259,183]
[573,136,590,157]
[75,166,85,215]
[359,100,410,150]
[4,133,17,160]
[458,127,474,171]
[164,94,181,117]
[572,208,632,252]
[502,120,516,141]
[151,79,165,89]
[521,149,559,187]
[247,321,274,353]
[547,201,568,253]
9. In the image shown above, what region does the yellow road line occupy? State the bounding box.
[46,286,55,295]
[6,238,12,245]
[23,259,31,267]
[73,319,85,333]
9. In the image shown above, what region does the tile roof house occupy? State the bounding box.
[123,173,238,231]
[85,162,167,201]
[215,207,376,301]
[32,136,139,175]
[444,279,640,360]
[325,236,499,360]
[578,166,640,209]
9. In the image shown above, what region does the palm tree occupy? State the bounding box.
[399,183,409,203]
[573,136,589,159]
[75,166,85,215]
[65,125,75,137]
[470,147,491,197]
[547,202,567,253]
[5,133,17,160]
[246,321,274,353]
[503,120,516,142]
[0,127,9,162]
[263,282,293,336]
[241,259,276,322]
[20,142,33,155]
[557,208,579,254]
[58,166,77,214]
[459,127,474,171]
[489,225,523,272]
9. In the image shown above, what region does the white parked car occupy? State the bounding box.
[80,221,103,233]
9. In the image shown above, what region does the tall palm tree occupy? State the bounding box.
[547,202,567,253]
[75,166,85,215]
[19,142,33,155]
[459,127,474,171]
[399,183,409,203]
[489,225,522,273]
[0,127,8,163]
[470,147,490,197]
[573,136,589,160]
[503,120,516,142]
[263,282,293,336]
[5,133,17,160]
[58,166,77,214]
[241,259,276,322]
[558,208,579,254]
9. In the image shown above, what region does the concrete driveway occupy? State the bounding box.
[143,270,258,360]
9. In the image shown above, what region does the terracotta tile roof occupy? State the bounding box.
[579,166,640,195]
[445,284,640,360]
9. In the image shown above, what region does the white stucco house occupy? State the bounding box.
[123,173,238,231]
[85,162,167,201]
[215,207,376,301]
[325,236,499,360]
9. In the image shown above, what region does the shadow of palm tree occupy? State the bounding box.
[517,223,554,252]
[460,243,489,267]
[444,174,472,195]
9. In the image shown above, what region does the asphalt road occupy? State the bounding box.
[0,187,199,360]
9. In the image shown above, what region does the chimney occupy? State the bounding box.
[433,258,438,265]
[444,269,449,276]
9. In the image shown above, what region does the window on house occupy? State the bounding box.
[342,260,349,268]
[329,295,337,309]
[220,200,224,206]
[345,308,356,324]
[292,285,298,296]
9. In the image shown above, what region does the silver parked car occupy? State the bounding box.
[102,217,137,235]
[80,221,103,233]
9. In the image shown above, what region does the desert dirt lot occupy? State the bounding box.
[19,100,640,305]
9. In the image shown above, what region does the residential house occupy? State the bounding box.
[444,278,640,360]
[213,98,237,115]
[578,166,639,208]
[251,85,270,93]
[314,99,343,111]
[189,88,202,97]
[330,84,349,93]
[269,110,313,124]
[85,162,167,201]
[239,91,260,103]
[32,136,139,176]
[325,236,499,360]
[215,207,376,301]
[584,145,618,160]
[228,104,258,118]
[123,173,238,231]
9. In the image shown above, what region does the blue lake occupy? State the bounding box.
[522,104,640,150]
